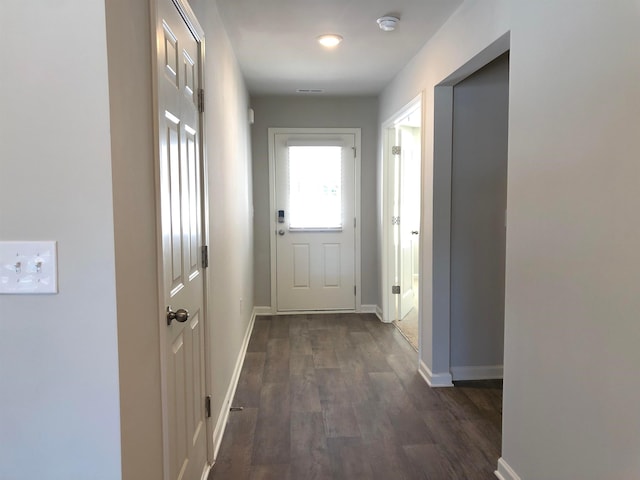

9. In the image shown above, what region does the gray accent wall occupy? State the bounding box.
[250,96,379,308]
[450,53,509,372]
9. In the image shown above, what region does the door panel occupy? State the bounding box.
[398,126,420,319]
[274,132,356,311]
[156,0,207,478]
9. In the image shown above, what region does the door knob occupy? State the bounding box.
[411,230,419,235]
[278,229,285,236]
[167,307,189,325]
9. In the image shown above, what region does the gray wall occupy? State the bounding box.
[105,0,163,477]
[1,1,254,478]
[0,2,122,478]
[450,53,509,372]
[381,0,640,478]
[190,0,255,448]
[250,96,379,307]
[502,1,640,478]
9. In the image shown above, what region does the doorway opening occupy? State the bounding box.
[432,33,510,384]
[382,97,422,350]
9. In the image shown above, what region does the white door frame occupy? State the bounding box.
[381,94,423,325]
[268,127,362,314]
[150,0,213,476]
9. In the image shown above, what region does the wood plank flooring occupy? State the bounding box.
[209,313,502,480]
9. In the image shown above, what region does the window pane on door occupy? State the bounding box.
[288,146,342,229]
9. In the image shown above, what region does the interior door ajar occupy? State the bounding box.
[274,132,357,311]
[398,126,420,319]
[391,125,420,321]
[155,0,208,478]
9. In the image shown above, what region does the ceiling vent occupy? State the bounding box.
[296,89,324,94]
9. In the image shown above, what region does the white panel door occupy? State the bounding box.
[393,126,420,320]
[274,132,356,311]
[399,127,420,319]
[156,0,207,479]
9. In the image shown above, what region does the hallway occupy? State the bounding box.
[210,314,501,479]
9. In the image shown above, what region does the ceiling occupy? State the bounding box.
[215,0,463,96]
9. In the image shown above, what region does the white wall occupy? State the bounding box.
[501,2,640,478]
[383,0,640,478]
[250,96,379,308]
[0,2,122,479]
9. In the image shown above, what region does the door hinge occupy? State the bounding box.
[392,145,401,155]
[198,89,205,113]
[201,245,209,268]
[354,217,356,228]
[354,285,356,296]
[352,147,357,158]
[392,216,400,225]
[205,395,211,418]
[392,285,401,295]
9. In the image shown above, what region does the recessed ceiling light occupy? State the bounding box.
[377,16,399,32]
[317,34,343,48]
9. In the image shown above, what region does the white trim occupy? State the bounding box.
[451,365,504,381]
[253,305,273,316]
[418,359,453,387]
[269,309,356,316]
[268,127,362,313]
[359,304,378,314]
[375,305,384,322]
[200,463,212,480]
[171,0,204,39]
[211,307,257,459]
[495,457,521,480]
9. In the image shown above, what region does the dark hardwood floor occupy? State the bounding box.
[209,313,502,480]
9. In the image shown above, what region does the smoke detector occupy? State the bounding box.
[377,16,399,32]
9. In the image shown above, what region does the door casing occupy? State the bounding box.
[381,95,423,327]
[268,127,362,314]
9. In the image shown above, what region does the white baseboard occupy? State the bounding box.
[495,457,521,480]
[253,305,272,316]
[359,304,385,322]
[200,463,212,480]
[418,359,453,387]
[360,304,377,314]
[451,365,503,381]
[211,307,257,459]
[361,304,384,322]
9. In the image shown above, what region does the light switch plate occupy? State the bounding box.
[0,241,58,294]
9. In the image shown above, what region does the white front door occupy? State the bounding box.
[155,0,208,478]
[272,130,358,311]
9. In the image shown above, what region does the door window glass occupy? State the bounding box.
[288,146,342,229]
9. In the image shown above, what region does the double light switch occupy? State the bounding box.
[0,241,58,294]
